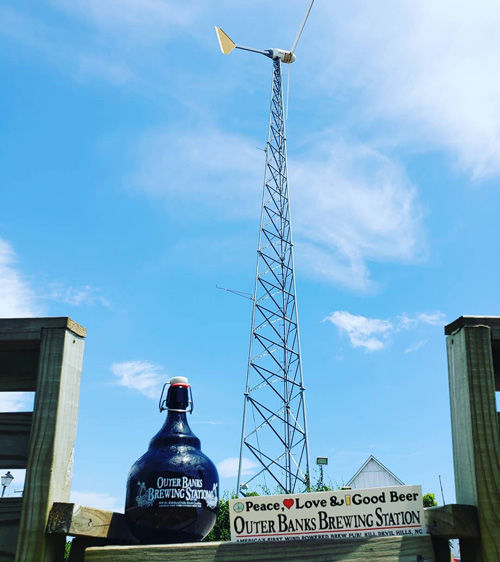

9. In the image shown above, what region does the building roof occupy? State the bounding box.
[346,455,404,489]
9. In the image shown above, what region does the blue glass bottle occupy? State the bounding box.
[125,377,219,543]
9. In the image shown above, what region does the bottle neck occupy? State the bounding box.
[149,409,200,450]
[166,384,191,412]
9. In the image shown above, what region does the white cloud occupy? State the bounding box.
[217,457,258,479]
[0,238,112,318]
[0,238,39,318]
[132,127,262,218]
[316,0,500,179]
[111,360,166,399]
[43,284,111,308]
[324,311,393,351]
[76,55,134,86]
[416,312,447,326]
[0,238,110,313]
[0,1,203,89]
[405,340,429,354]
[292,139,425,290]
[0,6,57,55]
[399,311,447,329]
[71,491,123,513]
[326,309,447,352]
[0,392,35,413]
[51,0,203,40]
[133,129,425,291]
[5,1,500,181]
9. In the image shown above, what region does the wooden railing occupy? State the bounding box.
[2,315,499,561]
[0,318,86,562]
[44,501,478,561]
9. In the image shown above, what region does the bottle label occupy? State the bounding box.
[135,474,218,509]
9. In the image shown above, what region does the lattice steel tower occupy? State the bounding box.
[215,2,314,496]
[237,59,309,495]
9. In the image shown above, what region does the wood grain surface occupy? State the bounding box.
[84,535,436,562]
[14,326,85,562]
[0,499,22,562]
[47,504,137,543]
[0,413,32,469]
[447,324,500,561]
[0,318,86,341]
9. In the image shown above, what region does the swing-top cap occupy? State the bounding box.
[170,376,189,386]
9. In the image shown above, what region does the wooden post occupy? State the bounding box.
[0,318,86,562]
[445,316,500,561]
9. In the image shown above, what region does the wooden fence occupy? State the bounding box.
[1,315,499,561]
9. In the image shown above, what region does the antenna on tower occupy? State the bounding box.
[216,0,315,496]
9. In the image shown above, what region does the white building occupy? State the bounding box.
[346,455,404,489]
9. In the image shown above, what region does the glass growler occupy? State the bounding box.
[125,377,219,543]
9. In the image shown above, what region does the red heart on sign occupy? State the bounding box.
[283,499,294,509]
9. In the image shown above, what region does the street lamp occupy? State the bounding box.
[316,457,328,489]
[1,471,14,498]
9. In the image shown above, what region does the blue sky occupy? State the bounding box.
[1,0,500,511]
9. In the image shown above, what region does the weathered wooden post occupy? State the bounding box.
[0,317,85,562]
[445,316,500,561]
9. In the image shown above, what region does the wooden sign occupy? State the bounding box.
[229,485,424,542]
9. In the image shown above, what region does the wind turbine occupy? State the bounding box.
[216,1,315,496]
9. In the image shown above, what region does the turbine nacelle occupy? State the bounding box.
[270,49,296,64]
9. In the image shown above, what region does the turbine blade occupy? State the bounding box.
[215,27,236,55]
[290,0,315,55]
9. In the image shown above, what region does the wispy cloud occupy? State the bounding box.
[399,311,447,329]
[5,1,500,182]
[404,339,429,354]
[42,284,111,308]
[51,0,203,39]
[0,238,39,318]
[0,0,207,93]
[132,128,425,291]
[325,309,447,352]
[292,139,425,291]
[75,55,134,86]
[132,127,262,218]
[316,0,500,179]
[0,392,35,413]
[0,6,59,55]
[415,312,447,326]
[217,457,258,479]
[111,360,166,399]
[0,237,113,316]
[0,1,206,89]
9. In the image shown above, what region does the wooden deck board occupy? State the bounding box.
[84,535,435,562]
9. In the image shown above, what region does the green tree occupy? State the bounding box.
[204,491,260,542]
[422,492,438,508]
[204,493,233,542]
